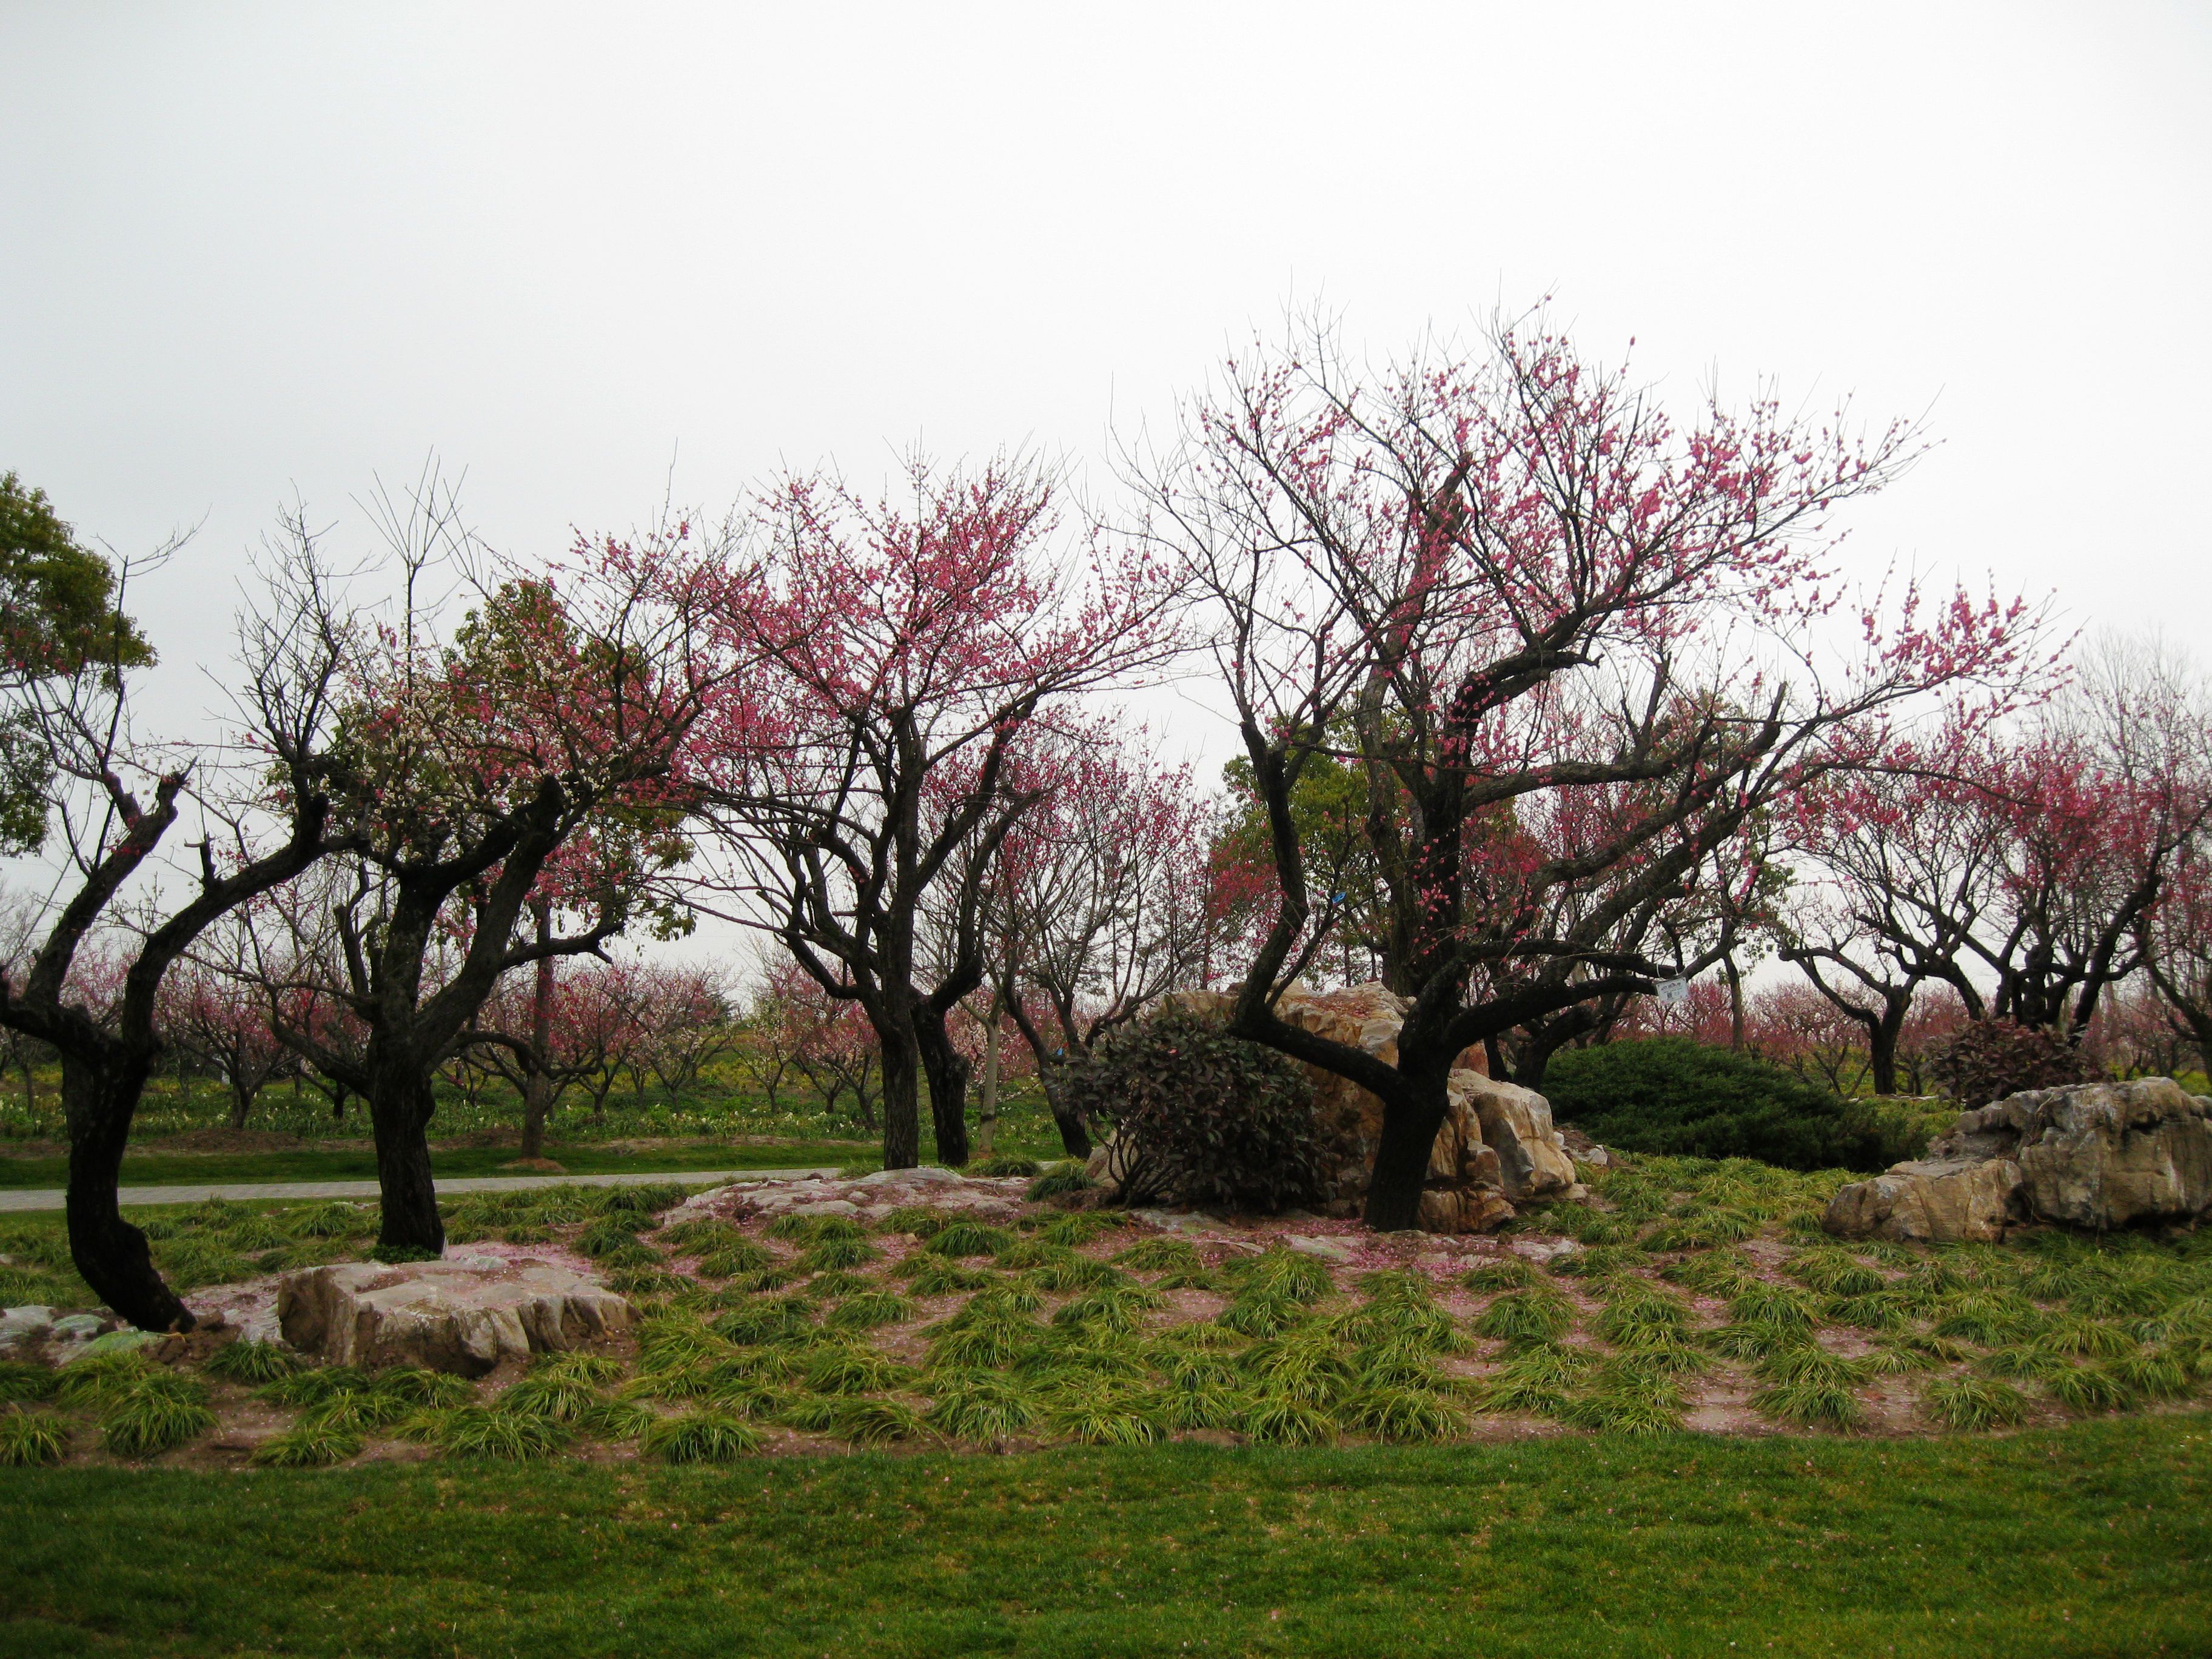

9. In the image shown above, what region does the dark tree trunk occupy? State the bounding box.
[227,1079,252,1131]
[519,903,555,1162]
[62,1054,195,1331]
[368,1050,444,1253]
[1868,1000,1906,1098]
[915,1007,971,1167]
[1361,1082,1449,1232]
[879,1027,921,1170]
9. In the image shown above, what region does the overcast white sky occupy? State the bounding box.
[4,1,2208,773]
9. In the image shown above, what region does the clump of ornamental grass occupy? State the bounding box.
[1045,1376,1167,1447]
[798,1235,882,1273]
[500,1353,622,1423]
[894,1255,994,1297]
[825,1291,917,1333]
[155,1239,253,1289]
[1786,1248,1888,1299]
[203,1339,304,1386]
[415,1406,572,1460]
[595,1183,688,1219]
[925,1316,1038,1374]
[640,1315,740,1370]
[803,1270,874,1299]
[1473,1343,1594,1418]
[1547,1245,1644,1281]
[1025,1164,1094,1204]
[763,1213,859,1244]
[1823,1291,1915,1332]
[296,1387,414,1433]
[1561,1364,1684,1435]
[1157,1372,1251,1433]
[1726,1282,1823,1331]
[640,1409,762,1463]
[1473,1288,1576,1347]
[0,1405,69,1466]
[1215,1290,1307,1340]
[997,1236,1073,1272]
[2109,1350,2194,1402]
[1050,1285,1165,1335]
[802,1342,909,1396]
[1863,1341,1935,1376]
[1905,1332,1979,1365]
[1662,1248,1763,1298]
[250,1422,364,1467]
[1113,1237,1202,1275]
[0,1361,59,1403]
[99,1372,217,1456]
[372,1367,475,1409]
[1037,1211,1125,1247]
[924,1370,1042,1441]
[572,1217,646,1259]
[1593,1284,1693,1350]
[1754,1345,1877,1390]
[657,1219,748,1256]
[2043,1362,2136,1414]
[1241,1326,1354,1407]
[1754,1375,1865,1432]
[1922,1375,2031,1432]
[693,1239,777,1278]
[284,1202,376,1240]
[1339,1383,1466,1444]
[55,1352,161,1409]
[923,1221,1017,1261]
[1240,1391,1339,1447]
[708,1302,813,1349]
[1024,1329,1151,1385]
[1639,1210,1760,1253]
[1461,1258,1538,1294]
[1228,1248,1335,1305]
[1019,1253,1122,1295]
[967,1281,1046,1318]
[255,1366,370,1409]
[1931,1292,2040,1347]
[2033,1316,2139,1360]
[778,1394,928,1446]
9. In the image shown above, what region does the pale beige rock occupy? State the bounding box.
[1824,1076,2212,1239]
[276,1256,633,1376]
[1970,1079,2212,1229]
[1822,1156,2022,1243]
[1455,1072,1578,1200]
[1416,1187,1517,1235]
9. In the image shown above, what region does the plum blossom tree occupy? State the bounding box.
[257,483,746,1251]
[1131,313,2045,1228]
[696,456,1174,1168]
[977,727,1228,1155]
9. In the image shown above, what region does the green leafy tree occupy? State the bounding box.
[0,474,153,851]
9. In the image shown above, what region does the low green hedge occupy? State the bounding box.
[1541,1038,1888,1171]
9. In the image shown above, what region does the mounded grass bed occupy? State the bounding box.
[8,1153,2212,1463]
[2,1419,2207,1657]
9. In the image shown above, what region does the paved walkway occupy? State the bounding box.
[0,1167,842,1214]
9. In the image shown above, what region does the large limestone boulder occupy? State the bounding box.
[1157,982,1578,1233]
[1825,1077,2212,1241]
[277,1256,634,1376]
[1821,1156,2022,1244]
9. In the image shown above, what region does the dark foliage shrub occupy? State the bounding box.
[1541,1038,1886,1172]
[1061,1010,1337,1213]
[1928,1019,2103,1107]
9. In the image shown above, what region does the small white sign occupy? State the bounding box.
[1655,976,1691,1007]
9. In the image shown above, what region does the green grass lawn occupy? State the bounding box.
[3,1419,2205,1657]
[0,1141,871,1191]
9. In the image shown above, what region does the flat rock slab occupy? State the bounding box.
[277,1256,634,1376]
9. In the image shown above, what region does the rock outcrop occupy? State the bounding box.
[1825,1077,2212,1241]
[1119,982,1578,1233]
[276,1256,634,1376]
